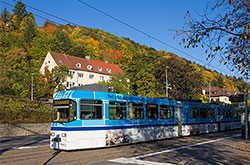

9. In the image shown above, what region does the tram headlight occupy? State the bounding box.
[62,133,67,137]
[50,132,55,136]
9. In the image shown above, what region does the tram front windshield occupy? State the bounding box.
[52,99,77,123]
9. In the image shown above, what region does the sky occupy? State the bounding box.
[1,0,247,81]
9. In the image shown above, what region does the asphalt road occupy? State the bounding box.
[0,130,249,165]
[0,134,49,153]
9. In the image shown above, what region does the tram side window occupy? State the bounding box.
[233,110,237,118]
[109,101,127,120]
[129,103,144,119]
[190,107,199,119]
[146,104,158,119]
[200,108,208,118]
[80,100,102,120]
[229,110,233,118]
[237,110,241,118]
[160,105,171,119]
[223,109,231,118]
[171,106,175,119]
[208,109,214,118]
[53,99,77,122]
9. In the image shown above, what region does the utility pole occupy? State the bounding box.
[209,82,211,103]
[245,91,248,140]
[166,66,168,97]
[31,73,35,101]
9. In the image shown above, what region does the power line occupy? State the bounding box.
[77,0,235,76]
[1,0,236,76]
[0,0,61,25]
[10,0,81,26]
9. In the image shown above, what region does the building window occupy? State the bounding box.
[89,74,94,79]
[129,103,144,119]
[100,76,104,81]
[80,100,102,120]
[109,101,127,120]
[76,63,81,68]
[97,66,102,71]
[87,65,93,70]
[146,104,158,119]
[58,60,62,64]
[78,73,84,77]
[46,61,50,66]
[69,70,75,76]
[66,82,75,88]
[106,68,111,73]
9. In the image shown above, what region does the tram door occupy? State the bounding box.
[177,102,182,136]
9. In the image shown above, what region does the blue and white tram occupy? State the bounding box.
[50,90,241,150]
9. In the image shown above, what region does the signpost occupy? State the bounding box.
[230,92,249,140]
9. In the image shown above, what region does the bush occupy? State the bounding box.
[0,95,52,124]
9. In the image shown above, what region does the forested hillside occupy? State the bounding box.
[1,1,249,101]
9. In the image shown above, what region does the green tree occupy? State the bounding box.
[126,51,161,97]
[54,29,71,53]
[177,0,250,79]
[217,76,225,88]
[1,8,10,26]
[156,56,202,100]
[50,65,72,92]
[12,0,28,30]
[30,32,64,63]
[0,32,25,53]
[20,15,37,45]
[98,72,130,94]
[66,46,86,58]
[0,47,30,96]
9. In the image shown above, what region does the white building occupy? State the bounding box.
[202,86,236,104]
[40,51,123,88]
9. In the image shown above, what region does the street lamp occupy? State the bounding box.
[166,66,169,97]
[31,73,35,101]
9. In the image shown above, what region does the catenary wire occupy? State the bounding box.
[2,0,237,76]
[0,0,61,25]
[77,0,236,76]
[10,0,80,26]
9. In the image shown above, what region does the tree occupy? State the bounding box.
[0,47,30,96]
[126,51,161,97]
[1,8,10,26]
[12,0,28,30]
[54,29,71,53]
[43,20,56,27]
[177,0,250,79]
[98,72,130,94]
[30,32,65,63]
[50,65,72,92]
[156,55,202,100]
[66,46,86,58]
[20,15,37,45]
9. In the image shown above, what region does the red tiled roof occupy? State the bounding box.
[49,51,123,75]
[202,86,235,97]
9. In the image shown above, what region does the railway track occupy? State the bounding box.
[0,130,247,165]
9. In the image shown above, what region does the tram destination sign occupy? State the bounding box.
[229,94,244,102]
[53,100,70,105]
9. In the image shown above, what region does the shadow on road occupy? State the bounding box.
[43,150,61,165]
[0,134,49,155]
